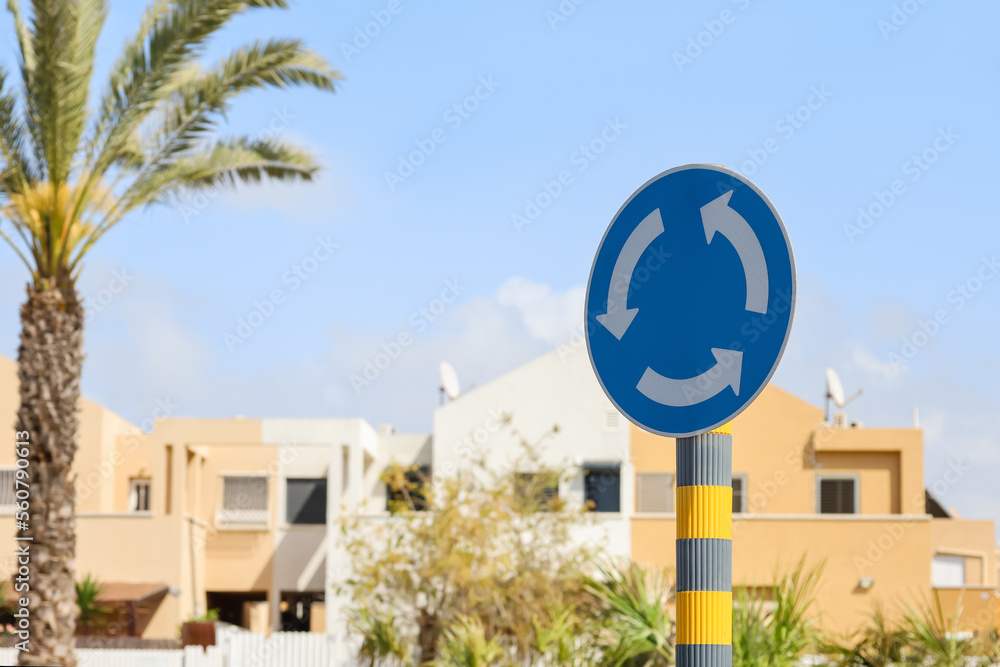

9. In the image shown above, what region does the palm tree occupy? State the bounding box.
[0,1,339,664]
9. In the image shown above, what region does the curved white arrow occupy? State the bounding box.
[700,191,769,314]
[636,348,743,407]
[596,209,664,339]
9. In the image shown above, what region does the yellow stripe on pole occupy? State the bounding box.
[676,486,732,539]
[708,421,732,435]
[675,591,733,645]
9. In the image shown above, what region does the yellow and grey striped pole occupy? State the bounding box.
[675,422,732,665]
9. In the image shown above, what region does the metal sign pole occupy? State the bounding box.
[675,422,733,665]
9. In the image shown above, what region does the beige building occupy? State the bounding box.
[632,383,1000,634]
[0,345,997,640]
[0,354,429,640]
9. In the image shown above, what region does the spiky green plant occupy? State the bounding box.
[732,558,824,667]
[530,604,577,665]
[584,559,674,666]
[820,602,912,667]
[901,592,980,667]
[0,2,338,664]
[73,573,110,637]
[349,608,410,667]
[431,615,507,667]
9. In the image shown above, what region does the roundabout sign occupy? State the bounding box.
[585,164,796,437]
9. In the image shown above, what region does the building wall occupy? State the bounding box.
[630,382,998,635]
[634,515,937,634]
[930,518,998,587]
[432,346,632,558]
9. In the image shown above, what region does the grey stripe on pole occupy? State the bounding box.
[676,432,732,487]
[676,644,733,666]
[676,538,732,592]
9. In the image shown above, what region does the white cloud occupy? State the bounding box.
[850,342,902,383]
[496,277,584,346]
[62,268,1000,540]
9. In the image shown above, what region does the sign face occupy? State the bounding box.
[585,164,795,438]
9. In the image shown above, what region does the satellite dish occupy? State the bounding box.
[825,368,846,408]
[824,368,862,422]
[439,362,461,402]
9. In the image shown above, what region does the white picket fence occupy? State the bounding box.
[0,627,350,667]
[0,647,184,666]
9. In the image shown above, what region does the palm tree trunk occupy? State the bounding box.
[16,284,83,667]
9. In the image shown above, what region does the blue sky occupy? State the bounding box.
[0,1,998,531]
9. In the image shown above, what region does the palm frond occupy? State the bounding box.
[134,135,319,204]
[0,66,35,192]
[25,0,106,187]
[139,37,339,170]
[89,0,291,176]
[6,0,36,82]
[68,136,317,271]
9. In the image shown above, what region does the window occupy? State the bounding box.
[584,464,621,512]
[732,475,747,514]
[932,555,966,587]
[636,473,674,513]
[286,478,327,525]
[818,476,858,514]
[217,475,269,527]
[386,465,430,511]
[129,478,151,512]
[604,410,620,431]
[514,472,559,511]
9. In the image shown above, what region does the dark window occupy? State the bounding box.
[279,591,324,633]
[732,476,745,514]
[386,465,429,511]
[130,478,151,512]
[286,478,327,524]
[819,478,856,514]
[584,464,621,512]
[515,472,559,511]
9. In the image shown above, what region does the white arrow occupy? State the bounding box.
[700,191,769,314]
[636,348,743,407]
[596,209,665,339]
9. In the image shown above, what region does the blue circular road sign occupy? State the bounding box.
[585,164,796,438]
